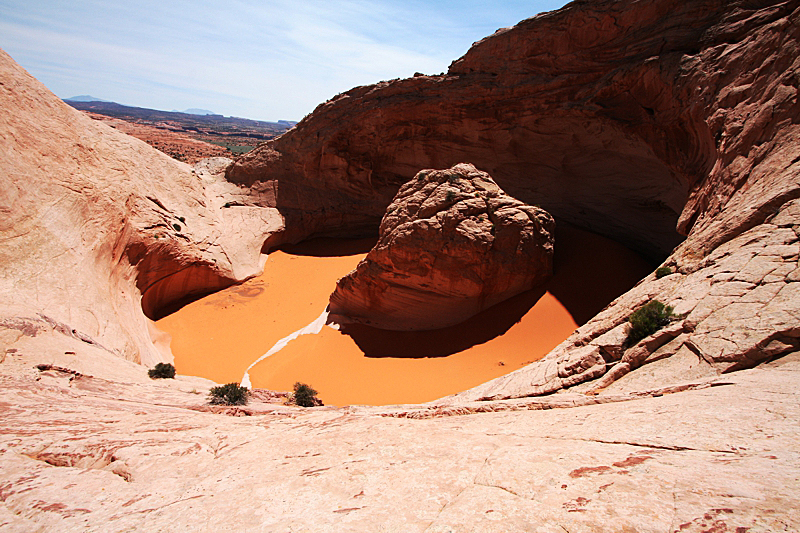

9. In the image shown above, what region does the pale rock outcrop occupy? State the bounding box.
[451,197,800,402]
[0,50,283,368]
[1,0,800,529]
[1,341,799,532]
[329,163,554,330]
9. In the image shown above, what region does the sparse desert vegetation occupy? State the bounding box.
[208,383,249,405]
[291,382,321,407]
[627,300,676,345]
[148,362,176,379]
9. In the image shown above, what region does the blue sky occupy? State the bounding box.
[1,0,568,121]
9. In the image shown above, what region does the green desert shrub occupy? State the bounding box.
[291,382,320,407]
[655,266,673,279]
[148,362,175,379]
[627,300,675,345]
[208,383,249,405]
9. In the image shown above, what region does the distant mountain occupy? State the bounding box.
[181,108,218,116]
[64,99,293,140]
[64,95,111,103]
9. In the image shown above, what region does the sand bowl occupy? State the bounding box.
[156,225,653,406]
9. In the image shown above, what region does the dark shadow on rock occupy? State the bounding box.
[547,224,655,326]
[339,285,548,358]
[339,222,654,358]
[276,236,378,257]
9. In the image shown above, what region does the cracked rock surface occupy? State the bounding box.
[1,0,799,529]
[1,346,798,532]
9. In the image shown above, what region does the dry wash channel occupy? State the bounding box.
[156,225,652,406]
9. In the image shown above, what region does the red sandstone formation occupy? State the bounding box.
[1,0,800,530]
[329,164,554,330]
[0,0,795,401]
[228,0,800,398]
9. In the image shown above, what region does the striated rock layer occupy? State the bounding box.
[1,348,799,532]
[329,163,554,330]
[224,0,752,261]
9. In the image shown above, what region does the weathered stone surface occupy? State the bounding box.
[589,322,631,362]
[226,1,797,265]
[1,0,799,529]
[225,0,800,402]
[1,344,798,532]
[0,50,282,369]
[329,164,554,330]
[453,195,800,402]
[442,0,800,402]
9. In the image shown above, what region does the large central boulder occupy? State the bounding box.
[328,163,554,330]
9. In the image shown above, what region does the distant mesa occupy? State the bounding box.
[64,94,111,102]
[177,108,218,116]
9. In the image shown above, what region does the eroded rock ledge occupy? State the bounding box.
[329,163,554,330]
[0,51,283,367]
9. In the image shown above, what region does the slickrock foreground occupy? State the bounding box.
[1,350,798,532]
[1,0,800,529]
[329,164,554,330]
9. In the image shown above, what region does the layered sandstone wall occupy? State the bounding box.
[227,0,799,398]
[226,0,786,261]
[446,0,800,402]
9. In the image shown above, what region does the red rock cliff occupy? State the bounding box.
[226,0,797,262]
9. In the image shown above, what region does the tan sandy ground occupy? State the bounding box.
[157,225,653,405]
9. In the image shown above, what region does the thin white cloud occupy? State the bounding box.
[0,0,567,120]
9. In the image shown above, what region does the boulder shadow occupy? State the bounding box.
[339,285,548,358]
[339,223,654,358]
[276,236,378,257]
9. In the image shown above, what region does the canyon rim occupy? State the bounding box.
[1,0,799,531]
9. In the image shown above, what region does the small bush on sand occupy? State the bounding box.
[209,383,249,405]
[655,266,673,279]
[291,382,320,407]
[627,300,675,345]
[148,362,176,379]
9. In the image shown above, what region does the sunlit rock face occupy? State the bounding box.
[329,164,554,331]
[229,0,800,397]
[0,50,283,367]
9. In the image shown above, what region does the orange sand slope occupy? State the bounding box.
[157,226,653,406]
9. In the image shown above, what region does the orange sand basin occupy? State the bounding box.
[157,226,653,406]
